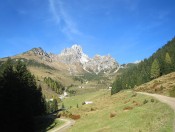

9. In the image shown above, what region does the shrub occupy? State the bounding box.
[57,113,61,118]
[70,114,81,120]
[143,99,148,104]
[110,111,117,118]
[123,106,133,111]
[131,92,137,97]
[91,107,96,111]
[150,98,154,102]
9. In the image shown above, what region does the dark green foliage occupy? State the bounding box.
[45,99,58,114]
[143,99,148,104]
[62,103,65,109]
[73,76,84,83]
[0,59,46,132]
[44,77,65,94]
[112,37,175,95]
[150,98,155,102]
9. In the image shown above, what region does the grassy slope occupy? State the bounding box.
[62,90,174,132]
[135,72,175,97]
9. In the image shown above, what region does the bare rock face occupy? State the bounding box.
[28,45,119,75]
[84,55,118,74]
[31,47,52,62]
[58,45,89,64]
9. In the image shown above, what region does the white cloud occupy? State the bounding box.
[48,0,82,39]
[134,60,141,64]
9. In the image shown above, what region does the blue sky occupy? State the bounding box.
[0,0,175,64]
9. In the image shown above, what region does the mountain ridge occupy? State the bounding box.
[23,44,119,75]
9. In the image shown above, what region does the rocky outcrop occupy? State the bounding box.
[84,55,118,74]
[58,45,89,64]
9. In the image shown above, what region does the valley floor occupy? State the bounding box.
[60,90,174,132]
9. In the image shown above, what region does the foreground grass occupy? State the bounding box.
[63,90,174,132]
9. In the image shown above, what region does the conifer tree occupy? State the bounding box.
[164,52,173,74]
[150,59,160,79]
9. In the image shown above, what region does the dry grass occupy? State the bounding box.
[135,72,175,96]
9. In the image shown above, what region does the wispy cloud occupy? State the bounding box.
[48,0,82,39]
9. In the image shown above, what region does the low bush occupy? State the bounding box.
[150,98,155,102]
[123,106,133,111]
[131,92,137,97]
[143,99,148,104]
[70,114,81,120]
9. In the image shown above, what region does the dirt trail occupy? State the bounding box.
[138,92,175,132]
[48,118,75,132]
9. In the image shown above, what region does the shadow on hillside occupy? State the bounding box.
[34,113,58,132]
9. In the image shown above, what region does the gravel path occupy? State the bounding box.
[48,118,75,132]
[138,92,175,132]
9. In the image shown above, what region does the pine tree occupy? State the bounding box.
[53,99,58,112]
[150,59,160,79]
[165,52,172,64]
[164,52,173,74]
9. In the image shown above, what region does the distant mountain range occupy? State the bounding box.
[19,44,119,75]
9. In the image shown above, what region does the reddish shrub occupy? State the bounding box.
[123,106,133,111]
[70,114,81,120]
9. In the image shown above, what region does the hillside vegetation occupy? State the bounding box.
[61,90,174,132]
[112,37,175,94]
[135,72,175,97]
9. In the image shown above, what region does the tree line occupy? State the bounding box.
[44,77,65,94]
[111,37,175,94]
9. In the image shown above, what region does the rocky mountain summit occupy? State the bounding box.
[59,45,89,64]
[27,45,119,75]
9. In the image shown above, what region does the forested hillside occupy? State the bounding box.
[112,37,175,94]
[0,59,46,131]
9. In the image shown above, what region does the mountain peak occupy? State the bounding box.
[71,44,82,50]
[60,44,83,56]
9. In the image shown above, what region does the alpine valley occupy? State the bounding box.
[0,45,120,98]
